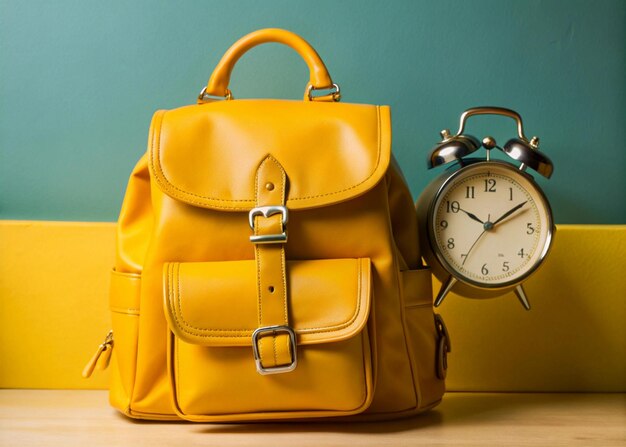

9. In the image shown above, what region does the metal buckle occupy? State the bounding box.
[434,314,451,352]
[306,83,341,102]
[251,325,297,375]
[197,86,233,103]
[248,206,288,244]
[434,314,451,380]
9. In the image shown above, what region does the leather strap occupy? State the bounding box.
[252,156,293,370]
[206,28,333,98]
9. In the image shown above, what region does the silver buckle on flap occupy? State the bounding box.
[248,206,288,244]
[251,325,297,375]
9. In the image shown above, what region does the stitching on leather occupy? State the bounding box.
[358,326,370,408]
[273,336,277,366]
[281,246,287,324]
[256,244,262,328]
[172,268,180,402]
[405,303,432,309]
[168,263,184,333]
[290,106,383,201]
[259,331,265,366]
[168,263,181,408]
[110,307,140,315]
[254,159,263,329]
[295,260,363,334]
[279,160,288,325]
[278,160,287,366]
[173,263,253,335]
[176,262,183,329]
[149,107,386,207]
[175,336,181,409]
[111,270,141,279]
[150,110,251,210]
[171,264,251,337]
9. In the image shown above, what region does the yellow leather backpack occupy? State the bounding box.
[85,28,449,422]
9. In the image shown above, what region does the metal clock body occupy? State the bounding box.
[417,107,555,310]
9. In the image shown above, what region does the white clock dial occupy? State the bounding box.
[431,162,552,288]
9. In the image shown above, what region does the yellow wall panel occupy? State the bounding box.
[439,225,626,392]
[0,221,115,389]
[1,221,624,391]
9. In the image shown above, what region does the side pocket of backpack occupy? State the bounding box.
[400,268,446,410]
[108,269,141,414]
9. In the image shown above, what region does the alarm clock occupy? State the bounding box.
[416,107,555,310]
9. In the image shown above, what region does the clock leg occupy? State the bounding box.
[514,284,531,311]
[435,276,457,307]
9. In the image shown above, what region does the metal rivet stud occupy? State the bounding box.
[265,182,275,191]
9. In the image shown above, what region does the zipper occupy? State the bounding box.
[82,330,114,378]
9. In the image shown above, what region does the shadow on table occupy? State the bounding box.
[125,393,612,434]
[123,405,445,433]
[195,409,445,435]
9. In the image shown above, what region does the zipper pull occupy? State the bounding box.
[82,330,114,378]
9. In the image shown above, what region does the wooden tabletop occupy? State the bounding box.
[0,390,624,446]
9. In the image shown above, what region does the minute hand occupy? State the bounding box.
[492,201,527,227]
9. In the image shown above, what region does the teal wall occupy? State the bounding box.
[1,0,624,223]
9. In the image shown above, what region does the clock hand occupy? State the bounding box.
[461,230,486,266]
[459,208,484,225]
[492,201,527,227]
[461,214,490,266]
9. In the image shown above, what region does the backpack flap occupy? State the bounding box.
[148,99,391,211]
[163,258,374,421]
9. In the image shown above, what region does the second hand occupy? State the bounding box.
[462,214,490,266]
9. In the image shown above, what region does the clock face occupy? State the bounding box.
[430,161,553,288]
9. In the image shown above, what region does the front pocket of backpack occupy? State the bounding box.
[163,258,374,422]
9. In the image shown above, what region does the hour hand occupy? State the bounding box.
[459,208,484,225]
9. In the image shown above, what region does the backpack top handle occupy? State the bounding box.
[199,28,340,103]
